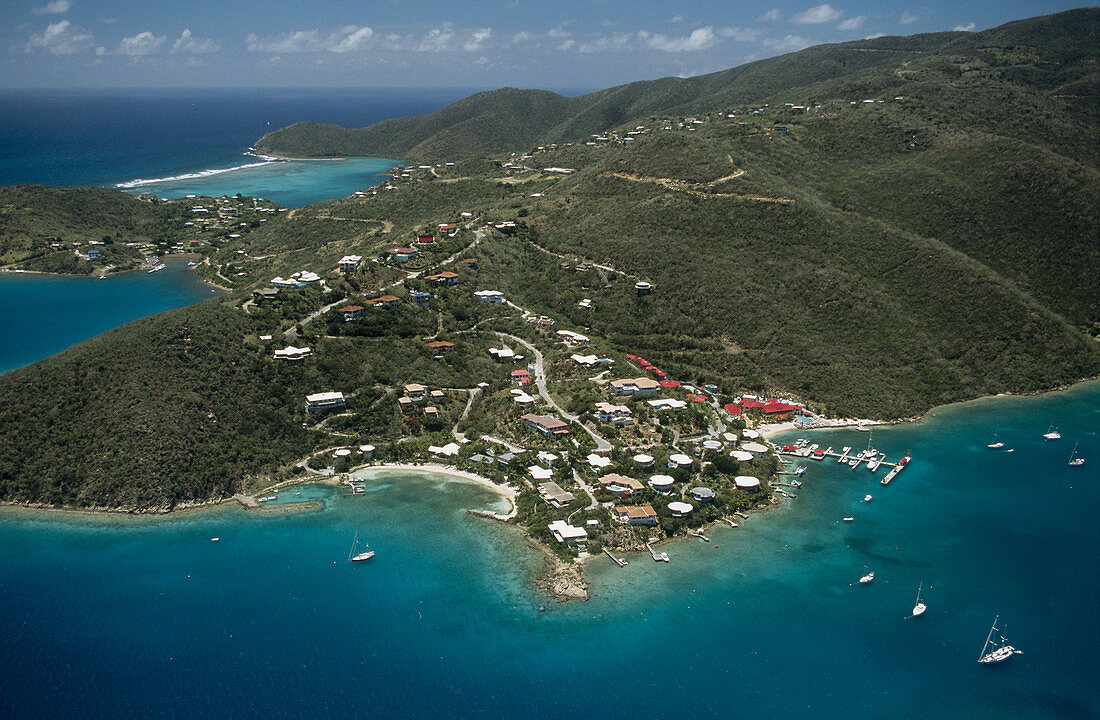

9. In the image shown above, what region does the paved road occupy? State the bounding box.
[498,332,612,452]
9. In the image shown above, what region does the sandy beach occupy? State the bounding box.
[351,462,518,519]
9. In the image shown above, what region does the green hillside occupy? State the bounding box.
[0,9,1097,511]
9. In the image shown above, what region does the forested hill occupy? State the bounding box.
[255,8,1099,165]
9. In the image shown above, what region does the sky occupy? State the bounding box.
[3,1,1094,90]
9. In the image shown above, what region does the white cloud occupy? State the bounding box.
[864,32,885,39]
[464,28,491,52]
[758,9,782,22]
[838,16,866,31]
[512,31,533,44]
[24,20,92,54]
[328,25,373,53]
[117,31,165,55]
[641,26,720,52]
[246,25,374,53]
[900,10,919,25]
[670,15,683,23]
[33,0,71,15]
[171,29,220,54]
[791,4,843,25]
[415,28,455,52]
[547,23,572,38]
[764,35,814,52]
[954,22,976,32]
[557,38,576,51]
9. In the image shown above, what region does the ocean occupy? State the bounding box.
[0,382,1096,719]
[0,87,479,207]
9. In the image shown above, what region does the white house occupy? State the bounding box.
[338,255,362,273]
[548,519,588,545]
[474,290,504,303]
[305,391,345,413]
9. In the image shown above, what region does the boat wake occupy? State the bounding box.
[114,152,284,189]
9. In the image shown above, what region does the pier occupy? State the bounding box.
[603,548,628,566]
[646,540,670,562]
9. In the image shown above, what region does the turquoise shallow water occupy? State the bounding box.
[0,383,1097,719]
[118,156,400,209]
[0,260,220,373]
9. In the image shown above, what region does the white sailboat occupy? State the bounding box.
[987,432,1004,449]
[859,569,874,584]
[1068,441,1085,467]
[348,531,375,562]
[978,615,1022,664]
[1043,421,1061,440]
[912,581,926,617]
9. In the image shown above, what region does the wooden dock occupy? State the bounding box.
[603,548,628,566]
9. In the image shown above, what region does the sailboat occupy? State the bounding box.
[912,581,926,617]
[1043,421,1061,441]
[348,531,375,562]
[859,568,874,584]
[1068,441,1085,467]
[987,431,1004,449]
[978,615,1023,664]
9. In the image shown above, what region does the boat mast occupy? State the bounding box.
[348,531,359,562]
[980,615,999,661]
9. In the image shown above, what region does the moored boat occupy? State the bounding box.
[859,570,874,584]
[978,615,1022,664]
[1068,440,1085,467]
[912,581,926,617]
[348,531,375,562]
[1043,421,1061,440]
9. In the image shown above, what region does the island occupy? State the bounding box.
[0,9,1096,601]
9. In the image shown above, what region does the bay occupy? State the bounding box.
[0,260,220,374]
[1,382,1096,719]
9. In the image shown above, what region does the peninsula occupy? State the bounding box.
[0,10,1097,599]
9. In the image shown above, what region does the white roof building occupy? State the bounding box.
[548,519,588,545]
[649,398,688,410]
[529,466,553,481]
[587,453,612,469]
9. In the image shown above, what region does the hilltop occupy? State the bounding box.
[0,9,1096,523]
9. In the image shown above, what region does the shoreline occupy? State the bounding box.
[349,462,518,520]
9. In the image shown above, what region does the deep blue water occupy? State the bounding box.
[1,382,1096,719]
[0,87,477,207]
[0,260,219,373]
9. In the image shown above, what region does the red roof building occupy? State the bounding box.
[660,380,681,389]
[723,403,743,416]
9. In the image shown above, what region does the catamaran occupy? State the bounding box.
[1068,441,1085,467]
[1043,421,1061,440]
[912,581,926,617]
[978,615,1022,664]
[348,531,375,562]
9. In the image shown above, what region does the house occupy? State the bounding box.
[339,305,364,321]
[438,223,458,236]
[397,396,413,411]
[425,271,459,286]
[511,368,531,385]
[587,453,613,469]
[426,340,455,355]
[537,451,558,467]
[456,257,479,269]
[598,473,645,497]
[403,384,426,401]
[667,453,693,469]
[252,287,279,301]
[389,247,418,262]
[511,390,536,405]
[556,330,589,346]
[529,466,553,481]
[547,519,587,546]
[409,290,430,305]
[648,398,688,410]
[489,346,518,361]
[520,413,571,437]
[416,234,436,245]
[635,281,652,296]
[271,271,321,288]
[494,221,517,234]
[305,391,345,413]
[430,390,445,402]
[610,377,662,396]
[594,402,633,426]
[86,248,100,261]
[538,482,575,507]
[338,255,362,273]
[423,406,439,417]
[525,315,557,331]
[460,211,473,220]
[474,290,504,303]
[368,295,401,308]
[690,486,716,503]
[615,504,658,526]
[274,345,312,361]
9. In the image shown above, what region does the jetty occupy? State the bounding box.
[881,456,911,485]
[689,529,711,542]
[603,548,628,566]
[721,518,739,528]
[646,540,670,562]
